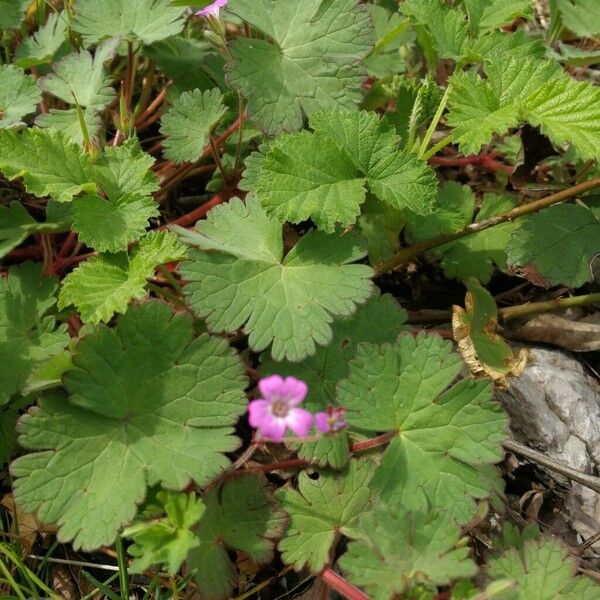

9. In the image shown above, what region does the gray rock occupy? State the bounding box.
[497,347,600,547]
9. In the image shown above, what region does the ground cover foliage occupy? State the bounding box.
[1,0,600,598]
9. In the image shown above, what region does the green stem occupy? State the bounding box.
[368,18,411,56]
[374,175,600,276]
[233,92,245,175]
[418,83,451,159]
[499,292,600,322]
[115,536,130,600]
[170,576,180,600]
[422,133,454,160]
[209,135,229,182]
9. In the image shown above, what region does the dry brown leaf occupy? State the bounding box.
[0,494,52,554]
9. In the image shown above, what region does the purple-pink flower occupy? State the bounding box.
[248,375,313,442]
[315,406,347,434]
[196,0,227,18]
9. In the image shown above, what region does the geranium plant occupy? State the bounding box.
[2,0,600,597]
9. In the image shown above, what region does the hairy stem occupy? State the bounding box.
[422,133,454,161]
[374,175,600,276]
[351,430,397,452]
[209,135,229,182]
[164,189,234,229]
[499,292,600,321]
[418,83,451,159]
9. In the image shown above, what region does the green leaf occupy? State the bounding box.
[466,0,533,35]
[92,139,160,199]
[557,0,600,38]
[59,231,187,323]
[189,475,286,600]
[411,191,517,284]
[407,181,475,243]
[0,199,70,259]
[0,128,96,202]
[226,0,373,135]
[0,202,37,259]
[466,28,545,63]
[358,196,406,266]
[0,263,69,406]
[177,196,374,361]
[72,193,159,252]
[260,293,407,467]
[453,280,524,385]
[339,333,507,522]
[24,350,74,396]
[244,111,437,232]
[339,504,477,600]
[506,203,600,288]
[15,11,68,69]
[0,65,41,129]
[0,0,30,29]
[403,0,539,62]
[448,55,600,161]
[402,0,469,60]
[160,88,227,164]
[489,538,600,598]
[276,460,375,572]
[72,0,186,45]
[11,302,248,550]
[124,491,205,575]
[39,39,118,109]
[365,5,412,79]
[143,38,226,93]
[35,108,101,146]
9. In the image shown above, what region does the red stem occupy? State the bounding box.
[320,568,369,600]
[56,232,77,260]
[163,190,234,229]
[136,109,163,132]
[5,246,43,260]
[350,431,397,453]
[67,315,82,336]
[243,458,309,473]
[134,84,169,128]
[429,153,512,174]
[157,115,245,182]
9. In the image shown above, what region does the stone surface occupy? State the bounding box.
[497,347,600,546]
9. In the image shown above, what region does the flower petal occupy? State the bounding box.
[287,408,313,438]
[258,375,285,400]
[314,412,331,433]
[282,376,308,405]
[196,0,228,16]
[257,419,287,443]
[248,399,271,429]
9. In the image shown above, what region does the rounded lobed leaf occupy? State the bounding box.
[10,302,248,550]
[339,332,508,522]
[177,195,374,362]
[339,503,477,600]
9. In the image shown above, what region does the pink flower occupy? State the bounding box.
[195,0,227,18]
[248,375,313,442]
[315,406,347,434]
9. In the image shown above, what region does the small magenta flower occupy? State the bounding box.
[315,406,347,434]
[195,0,227,18]
[248,375,313,442]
